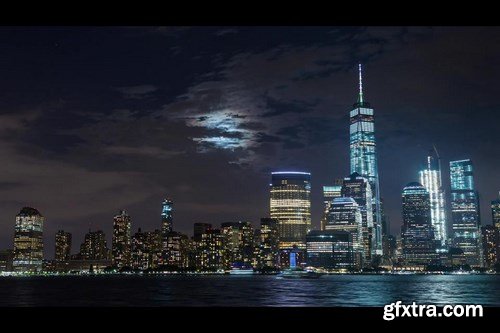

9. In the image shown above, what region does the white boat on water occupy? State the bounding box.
[278,267,323,279]
[228,267,255,275]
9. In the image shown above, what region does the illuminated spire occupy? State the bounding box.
[358,63,364,104]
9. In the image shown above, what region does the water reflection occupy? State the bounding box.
[0,275,498,306]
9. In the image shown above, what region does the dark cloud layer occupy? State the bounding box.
[0,27,499,257]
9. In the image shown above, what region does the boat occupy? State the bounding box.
[229,267,255,275]
[279,267,324,279]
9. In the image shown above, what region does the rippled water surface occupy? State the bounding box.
[0,275,498,306]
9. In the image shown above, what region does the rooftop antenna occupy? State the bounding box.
[358,63,364,104]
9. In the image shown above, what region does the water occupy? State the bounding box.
[0,274,498,306]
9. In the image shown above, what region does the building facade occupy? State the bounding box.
[321,180,343,231]
[198,229,226,271]
[349,64,382,256]
[306,230,354,270]
[258,218,279,269]
[193,223,212,243]
[55,230,72,262]
[270,171,311,250]
[341,172,374,264]
[80,230,109,260]
[419,151,447,248]
[0,250,13,272]
[161,199,173,261]
[13,207,44,272]
[131,228,162,270]
[221,221,254,268]
[165,231,189,268]
[450,159,481,267]
[112,210,132,268]
[325,197,363,268]
[401,182,436,266]
[491,193,500,228]
[481,225,498,269]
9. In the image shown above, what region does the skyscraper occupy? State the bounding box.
[321,179,343,230]
[481,225,498,269]
[198,228,227,271]
[220,221,255,267]
[450,159,481,267]
[341,172,374,264]
[401,182,436,266]
[349,64,382,256]
[161,199,173,261]
[491,192,500,228]
[306,230,354,270]
[419,150,447,248]
[112,210,132,268]
[270,171,311,250]
[13,207,44,272]
[165,231,189,268]
[131,228,162,270]
[161,199,173,234]
[326,197,363,268]
[79,230,109,260]
[258,218,279,269]
[0,250,14,272]
[193,223,212,243]
[55,230,72,262]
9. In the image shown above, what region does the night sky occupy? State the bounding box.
[0,27,499,257]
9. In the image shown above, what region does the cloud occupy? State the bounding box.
[103,145,184,159]
[115,85,159,99]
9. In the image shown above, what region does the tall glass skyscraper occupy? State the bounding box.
[341,172,374,264]
[326,197,363,268]
[321,179,343,231]
[401,182,436,266]
[161,199,173,234]
[12,207,44,272]
[270,171,311,250]
[449,159,481,267]
[491,192,500,228]
[419,150,447,248]
[161,198,173,262]
[349,64,382,256]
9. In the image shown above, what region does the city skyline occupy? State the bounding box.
[0,27,499,256]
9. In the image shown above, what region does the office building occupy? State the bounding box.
[79,230,109,260]
[258,218,279,269]
[306,230,354,270]
[0,250,13,272]
[55,230,72,262]
[12,207,44,272]
[450,159,481,267]
[492,193,500,228]
[193,223,212,242]
[270,171,311,250]
[401,182,436,266]
[112,210,132,268]
[321,180,343,230]
[165,231,189,268]
[131,228,162,270]
[349,64,382,256]
[419,150,447,248]
[198,229,227,271]
[325,197,363,268]
[221,221,254,267]
[341,172,374,264]
[161,198,173,261]
[481,225,498,269]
